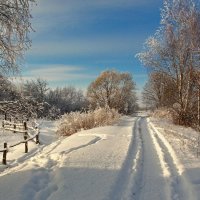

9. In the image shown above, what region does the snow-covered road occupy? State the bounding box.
[0,116,197,200]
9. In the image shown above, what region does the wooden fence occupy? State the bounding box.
[0,120,40,165]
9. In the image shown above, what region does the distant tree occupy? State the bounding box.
[46,88,62,109]
[23,78,49,102]
[0,0,35,74]
[0,75,18,101]
[0,96,45,119]
[60,86,87,112]
[46,86,87,115]
[142,72,177,109]
[87,70,138,114]
[22,78,49,118]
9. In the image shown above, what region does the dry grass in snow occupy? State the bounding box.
[57,107,121,136]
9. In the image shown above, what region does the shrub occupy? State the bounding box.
[151,108,175,122]
[57,107,121,136]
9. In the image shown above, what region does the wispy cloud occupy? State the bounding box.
[26,65,84,75]
[21,64,96,82]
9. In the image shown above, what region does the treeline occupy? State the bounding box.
[0,70,138,119]
[0,76,87,119]
[138,0,200,127]
[23,78,88,118]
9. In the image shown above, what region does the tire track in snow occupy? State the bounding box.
[138,117,169,200]
[149,121,196,200]
[107,117,144,200]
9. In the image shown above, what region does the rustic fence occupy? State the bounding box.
[0,119,40,165]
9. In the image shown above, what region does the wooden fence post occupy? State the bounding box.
[24,133,28,153]
[2,142,7,165]
[36,128,40,144]
[2,120,4,128]
[24,121,27,131]
[24,122,28,153]
[13,124,16,133]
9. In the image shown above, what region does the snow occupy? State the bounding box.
[0,114,199,200]
[150,117,200,199]
[0,119,58,172]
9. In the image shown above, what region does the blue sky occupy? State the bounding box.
[21,0,163,95]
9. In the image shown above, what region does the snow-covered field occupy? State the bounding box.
[0,114,199,200]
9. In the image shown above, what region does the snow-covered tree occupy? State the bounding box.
[46,86,87,115]
[0,75,18,101]
[142,72,177,109]
[137,0,200,125]
[23,78,49,102]
[87,70,138,114]
[0,0,35,74]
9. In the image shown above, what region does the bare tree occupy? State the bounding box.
[46,86,87,115]
[87,70,138,114]
[23,78,49,102]
[0,74,18,101]
[137,0,200,125]
[142,72,177,109]
[0,0,35,74]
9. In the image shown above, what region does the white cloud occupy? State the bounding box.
[21,64,96,82]
[26,65,84,75]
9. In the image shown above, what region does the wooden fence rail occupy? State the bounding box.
[0,120,40,165]
[2,120,26,133]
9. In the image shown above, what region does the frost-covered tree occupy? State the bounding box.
[0,75,18,101]
[142,72,177,109]
[46,86,87,115]
[0,0,35,74]
[0,77,45,119]
[22,78,49,117]
[23,78,49,102]
[0,96,45,119]
[137,0,200,125]
[87,70,138,114]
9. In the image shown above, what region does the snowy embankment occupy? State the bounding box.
[150,117,200,199]
[0,115,198,200]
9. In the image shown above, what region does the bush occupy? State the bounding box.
[151,108,198,127]
[57,107,121,136]
[151,108,176,122]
